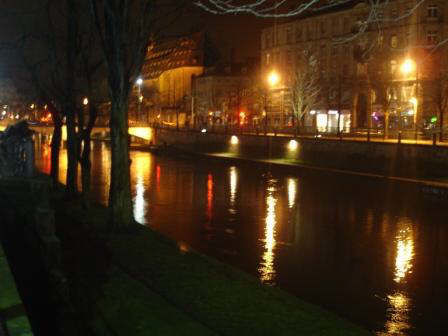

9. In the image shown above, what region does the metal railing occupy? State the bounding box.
[152,122,448,146]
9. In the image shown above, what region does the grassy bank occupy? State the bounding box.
[58,199,371,336]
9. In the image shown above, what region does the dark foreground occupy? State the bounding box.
[0,177,369,335]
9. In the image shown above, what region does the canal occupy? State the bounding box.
[35,139,448,336]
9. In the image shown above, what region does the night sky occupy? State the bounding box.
[171,3,275,62]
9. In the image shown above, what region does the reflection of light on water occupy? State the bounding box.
[134,176,146,224]
[206,173,213,221]
[259,180,277,284]
[394,226,414,283]
[131,154,150,224]
[287,177,297,208]
[156,165,161,189]
[380,219,415,336]
[381,292,411,336]
[229,166,237,214]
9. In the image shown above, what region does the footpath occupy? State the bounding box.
[0,176,372,335]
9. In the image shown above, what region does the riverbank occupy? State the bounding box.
[152,128,448,190]
[1,177,371,335]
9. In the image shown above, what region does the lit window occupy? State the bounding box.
[427,4,438,18]
[390,35,398,48]
[390,60,397,74]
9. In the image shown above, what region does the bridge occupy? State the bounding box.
[0,121,154,143]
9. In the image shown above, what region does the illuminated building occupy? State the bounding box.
[261,1,448,132]
[139,32,219,127]
[192,60,258,127]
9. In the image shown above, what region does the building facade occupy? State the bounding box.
[261,0,448,133]
[138,32,219,126]
[192,61,259,127]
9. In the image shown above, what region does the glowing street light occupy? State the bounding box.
[83,97,89,105]
[401,59,415,76]
[136,77,143,86]
[268,70,280,87]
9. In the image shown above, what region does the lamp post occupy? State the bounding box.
[400,58,417,128]
[265,70,280,135]
[136,77,143,124]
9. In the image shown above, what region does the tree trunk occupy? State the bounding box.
[50,115,62,187]
[80,105,97,208]
[65,109,78,196]
[109,96,133,230]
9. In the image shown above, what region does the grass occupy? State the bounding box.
[56,199,371,336]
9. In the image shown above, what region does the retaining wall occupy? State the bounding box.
[153,128,448,178]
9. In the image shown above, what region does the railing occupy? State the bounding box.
[0,121,35,178]
[152,122,448,146]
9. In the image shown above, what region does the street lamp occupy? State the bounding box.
[401,58,418,127]
[265,70,280,134]
[136,77,143,123]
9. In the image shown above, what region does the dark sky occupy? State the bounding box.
[173,4,275,62]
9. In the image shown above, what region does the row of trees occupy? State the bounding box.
[1,0,187,230]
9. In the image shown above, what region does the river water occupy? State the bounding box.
[35,139,448,335]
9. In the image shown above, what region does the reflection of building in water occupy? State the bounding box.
[229,166,238,215]
[259,180,278,284]
[382,218,415,336]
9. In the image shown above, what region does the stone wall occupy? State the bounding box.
[154,128,448,178]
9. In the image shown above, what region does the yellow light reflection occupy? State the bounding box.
[229,166,237,214]
[131,154,150,224]
[287,177,297,209]
[394,226,414,283]
[381,219,415,336]
[382,292,411,336]
[206,173,214,221]
[259,180,278,284]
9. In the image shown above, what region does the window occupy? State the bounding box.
[320,44,327,58]
[331,18,339,35]
[266,33,272,48]
[331,46,338,56]
[427,30,438,44]
[295,27,302,42]
[307,24,313,40]
[320,21,326,35]
[286,51,292,64]
[390,35,398,48]
[390,60,397,74]
[286,27,292,44]
[343,18,349,32]
[391,9,398,19]
[427,4,438,18]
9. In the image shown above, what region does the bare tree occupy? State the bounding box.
[89,0,187,230]
[288,51,319,131]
